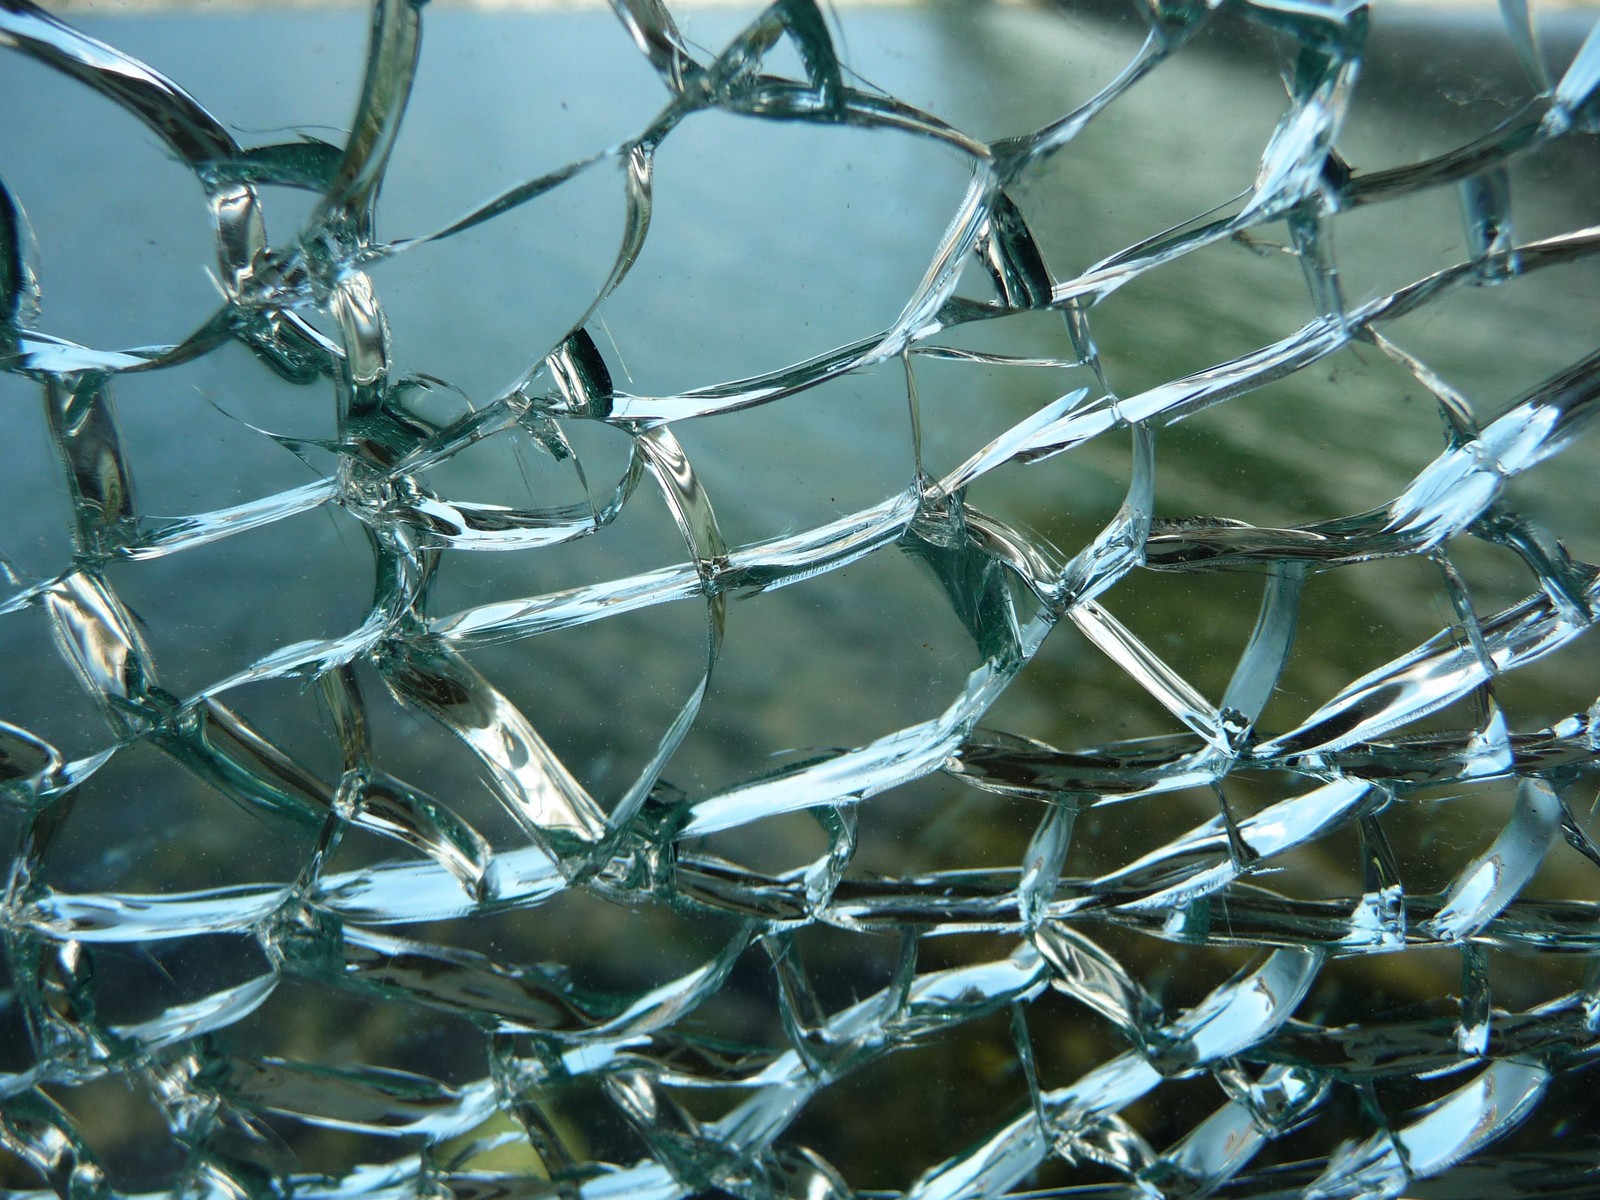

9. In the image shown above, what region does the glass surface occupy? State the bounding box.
[2,0,1599,1195]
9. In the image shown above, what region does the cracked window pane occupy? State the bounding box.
[2,0,1600,1195]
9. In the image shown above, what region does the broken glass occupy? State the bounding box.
[2,0,1599,1194]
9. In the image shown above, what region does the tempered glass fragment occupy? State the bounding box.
[2,0,1600,1195]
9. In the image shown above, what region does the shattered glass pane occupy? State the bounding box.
[3,0,1600,1193]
